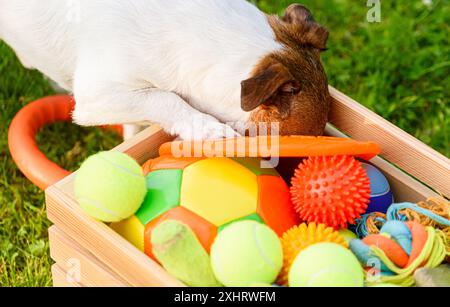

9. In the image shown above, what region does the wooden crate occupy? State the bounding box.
[45,87,450,287]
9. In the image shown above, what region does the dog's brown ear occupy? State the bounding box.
[241,63,293,112]
[283,4,329,51]
[283,4,315,24]
[303,24,329,51]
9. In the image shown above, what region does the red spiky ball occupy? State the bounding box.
[290,155,371,229]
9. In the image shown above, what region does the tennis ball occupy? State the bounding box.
[210,221,283,287]
[289,243,364,287]
[74,151,146,222]
[338,229,358,244]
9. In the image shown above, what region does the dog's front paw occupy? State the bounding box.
[172,115,240,141]
[200,120,241,140]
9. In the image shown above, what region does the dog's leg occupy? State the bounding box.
[72,82,239,141]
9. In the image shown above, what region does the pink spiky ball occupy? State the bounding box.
[290,156,371,229]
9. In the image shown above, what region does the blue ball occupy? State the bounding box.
[361,162,394,213]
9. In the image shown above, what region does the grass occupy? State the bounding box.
[254,0,450,154]
[0,44,121,286]
[0,0,448,286]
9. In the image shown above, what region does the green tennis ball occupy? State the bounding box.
[74,151,146,222]
[210,220,283,287]
[289,242,364,287]
[338,229,358,244]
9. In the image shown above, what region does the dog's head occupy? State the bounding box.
[241,4,331,136]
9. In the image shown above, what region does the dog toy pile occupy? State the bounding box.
[112,155,299,260]
[74,143,449,287]
[350,221,448,286]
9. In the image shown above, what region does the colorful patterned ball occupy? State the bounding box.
[111,156,300,259]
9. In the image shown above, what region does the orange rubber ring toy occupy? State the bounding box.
[8,95,123,190]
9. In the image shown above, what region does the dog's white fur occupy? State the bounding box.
[0,0,283,139]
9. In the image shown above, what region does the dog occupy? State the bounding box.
[0,0,331,140]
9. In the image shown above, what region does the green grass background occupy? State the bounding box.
[0,0,448,286]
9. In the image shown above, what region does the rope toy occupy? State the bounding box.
[277,223,348,285]
[388,199,450,231]
[352,212,387,238]
[353,197,450,238]
[350,221,449,286]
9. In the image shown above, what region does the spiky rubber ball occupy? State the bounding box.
[277,222,348,285]
[290,155,371,229]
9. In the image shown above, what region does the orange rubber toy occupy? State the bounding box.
[159,135,381,160]
[8,96,122,190]
[291,155,372,229]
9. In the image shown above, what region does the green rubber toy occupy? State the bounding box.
[151,220,222,287]
[414,264,450,287]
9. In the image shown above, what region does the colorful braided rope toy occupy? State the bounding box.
[350,221,449,286]
[290,155,371,229]
[353,198,450,238]
[277,223,348,285]
[388,200,450,232]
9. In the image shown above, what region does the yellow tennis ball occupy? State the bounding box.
[289,243,364,287]
[278,223,348,285]
[75,151,146,222]
[338,228,358,243]
[210,221,283,287]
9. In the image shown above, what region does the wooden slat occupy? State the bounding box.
[329,86,450,198]
[326,125,441,203]
[46,126,185,287]
[51,264,82,287]
[113,125,174,164]
[49,226,129,287]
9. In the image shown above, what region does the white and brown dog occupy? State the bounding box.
[0,0,331,140]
